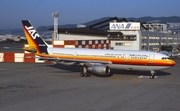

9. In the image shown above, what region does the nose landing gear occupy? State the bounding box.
[150,70,156,79]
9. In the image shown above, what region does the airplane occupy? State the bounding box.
[22,20,176,79]
[160,50,180,58]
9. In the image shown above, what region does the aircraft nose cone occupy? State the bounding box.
[169,60,176,66]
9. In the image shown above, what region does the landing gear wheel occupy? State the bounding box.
[80,67,91,77]
[80,73,84,77]
[150,75,155,79]
[84,73,88,77]
[85,73,91,77]
[150,70,156,79]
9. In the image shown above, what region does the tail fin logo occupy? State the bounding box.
[25,26,40,39]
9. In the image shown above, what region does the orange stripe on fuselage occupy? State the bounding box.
[37,53,176,66]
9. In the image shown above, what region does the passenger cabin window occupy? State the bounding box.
[108,35,136,41]
[162,57,170,60]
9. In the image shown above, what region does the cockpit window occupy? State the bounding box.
[162,57,170,60]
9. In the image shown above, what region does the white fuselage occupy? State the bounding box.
[46,47,175,71]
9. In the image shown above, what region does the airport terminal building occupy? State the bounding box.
[50,17,180,51]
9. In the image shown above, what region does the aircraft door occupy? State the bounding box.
[149,54,154,63]
[74,52,77,59]
[49,48,53,54]
[124,53,130,63]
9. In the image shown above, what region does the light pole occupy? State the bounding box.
[52,12,59,40]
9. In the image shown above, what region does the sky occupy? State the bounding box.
[0,0,180,29]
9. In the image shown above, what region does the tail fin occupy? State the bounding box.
[22,20,49,54]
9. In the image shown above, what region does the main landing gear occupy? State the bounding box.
[150,70,156,79]
[80,67,91,77]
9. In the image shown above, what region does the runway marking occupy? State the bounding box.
[3,47,10,49]
[138,76,158,79]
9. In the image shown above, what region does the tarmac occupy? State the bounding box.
[0,58,180,111]
[0,43,24,53]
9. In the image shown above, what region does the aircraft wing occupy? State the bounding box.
[39,57,112,65]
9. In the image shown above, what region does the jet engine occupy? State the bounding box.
[87,65,110,76]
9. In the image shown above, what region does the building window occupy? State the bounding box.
[109,35,136,41]
[115,42,132,46]
[115,42,123,46]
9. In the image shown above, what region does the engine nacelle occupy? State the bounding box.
[87,65,110,76]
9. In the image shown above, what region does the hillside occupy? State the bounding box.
[1,16,180,36]
[127,16,180,23]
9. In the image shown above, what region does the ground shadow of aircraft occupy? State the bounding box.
[110,69,171,77]
[46,64,171,77]
[46,64,81,73]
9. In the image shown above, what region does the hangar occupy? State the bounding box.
[49,17,180,51]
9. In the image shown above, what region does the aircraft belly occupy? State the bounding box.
[108,64,171,71]
[145,66,171,70]
[108,64,146,71]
